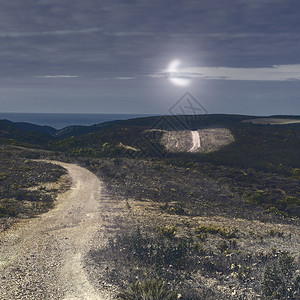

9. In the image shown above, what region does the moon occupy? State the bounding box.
[168,59,190,87]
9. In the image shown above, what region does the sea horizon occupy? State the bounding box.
[0,112,158,130]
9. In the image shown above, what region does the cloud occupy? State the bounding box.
[58,64,300,82]
[1,0,300,81]
[0,28,157,39]
[0,28,102,38]
[114,77,136,80]
[154,64,300,82]
[37,75,79,78]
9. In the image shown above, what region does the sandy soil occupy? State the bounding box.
[243,118,300,125]
[0,161,114,299]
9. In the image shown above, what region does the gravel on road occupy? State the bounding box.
[0,161,113,300]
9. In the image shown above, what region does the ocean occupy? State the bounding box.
[0,113,156,129]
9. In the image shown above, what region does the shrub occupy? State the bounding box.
[118,278,178,300]
[230,239,238,249]
[235,265,251,282]
[196,232,207,241]
[195,224,237,238]
[265,206,288,217]
[246,190,268,205]
[292,168,300,179]
[0,200,17,217]
[168,202,185,215]
[268,229,284,238]
[217,240,229,253]
[262,252,300,299]
[109,229,197,269]
[284,196,300,206]
[276,196,300,212]
[158,225,176,238]
[0,172,8,181]
[161,202,185,215]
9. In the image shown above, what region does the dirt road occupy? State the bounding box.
[162,128,234,153]
[188,131,201,152]
[0,161,111,299]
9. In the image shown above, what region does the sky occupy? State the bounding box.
[0,0,300,115]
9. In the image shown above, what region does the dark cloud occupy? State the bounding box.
[0,0,299,114]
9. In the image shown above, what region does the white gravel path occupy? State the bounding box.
[188,130,201,152]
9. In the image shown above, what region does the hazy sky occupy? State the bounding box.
[1,0,300,115]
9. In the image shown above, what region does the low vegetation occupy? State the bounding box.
[80,118,299,298]
[0,146,68,231]
[262,251,300,299]
[1,114,299,298]
[118,278,178,300]
[90,218,299,299]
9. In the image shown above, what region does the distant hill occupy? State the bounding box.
[0,119,56,146]
[1,114,300,170]
[54,124,103,138]
[0,119,57,134]
[54,114,300,139]
[13,121,57,135]
[52,114,252,139]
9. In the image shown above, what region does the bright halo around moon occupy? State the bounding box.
[167,59,190,87]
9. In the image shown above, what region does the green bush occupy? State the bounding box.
[0,200,17,217]
[275,196,300,212]
[168,202,185,215]
[265,206,288,217]
[0,172,8,181]
[246,190,268,205]
[158,225,176,238]
[196,232,207,241]
[160,202,185,215]
[118,278,178,300]
[195,224,237,238]
[284,196,300,206]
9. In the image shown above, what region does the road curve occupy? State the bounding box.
[188,131,201,152]
[0,161,110,300]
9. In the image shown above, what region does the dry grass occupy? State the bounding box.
[87,195,299,299]
[79,153,299,299]
[243,118,300,125]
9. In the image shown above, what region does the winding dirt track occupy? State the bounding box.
[0,161,111,300]
[188,131,201,152]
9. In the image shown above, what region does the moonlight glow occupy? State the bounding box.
[167,59,190,87]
